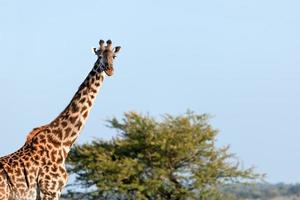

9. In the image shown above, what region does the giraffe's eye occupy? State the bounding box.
[113,55,117,59]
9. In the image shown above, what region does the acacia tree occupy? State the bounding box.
[65,112,260,200]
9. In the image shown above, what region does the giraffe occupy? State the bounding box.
[0,39,121,200]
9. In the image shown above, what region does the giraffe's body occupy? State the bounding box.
[0,40,121,200]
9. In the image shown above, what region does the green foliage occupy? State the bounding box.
[65,112,260,200]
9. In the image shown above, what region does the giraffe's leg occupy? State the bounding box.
[38,179,64,200]
[37,165,68,200]
[38,178,66,200]
[39,192,60,200]
[0,169,9,200]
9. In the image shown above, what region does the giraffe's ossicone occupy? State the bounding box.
[0,39,121,200]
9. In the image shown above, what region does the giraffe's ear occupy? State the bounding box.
[114,46,121,54]
[92,47,97,54]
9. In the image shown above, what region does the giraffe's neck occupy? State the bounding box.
[48,58,107,154]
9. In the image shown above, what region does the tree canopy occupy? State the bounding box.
[65,112,260,200]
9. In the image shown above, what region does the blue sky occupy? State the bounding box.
[0,0,299,183]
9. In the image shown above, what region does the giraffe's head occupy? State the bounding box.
[93,39,121,76]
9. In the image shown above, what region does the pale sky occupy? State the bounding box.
[0,0,299,183]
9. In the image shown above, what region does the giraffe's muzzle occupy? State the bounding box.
[104,66,114,76]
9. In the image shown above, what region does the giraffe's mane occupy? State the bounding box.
[25,125,49,143]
